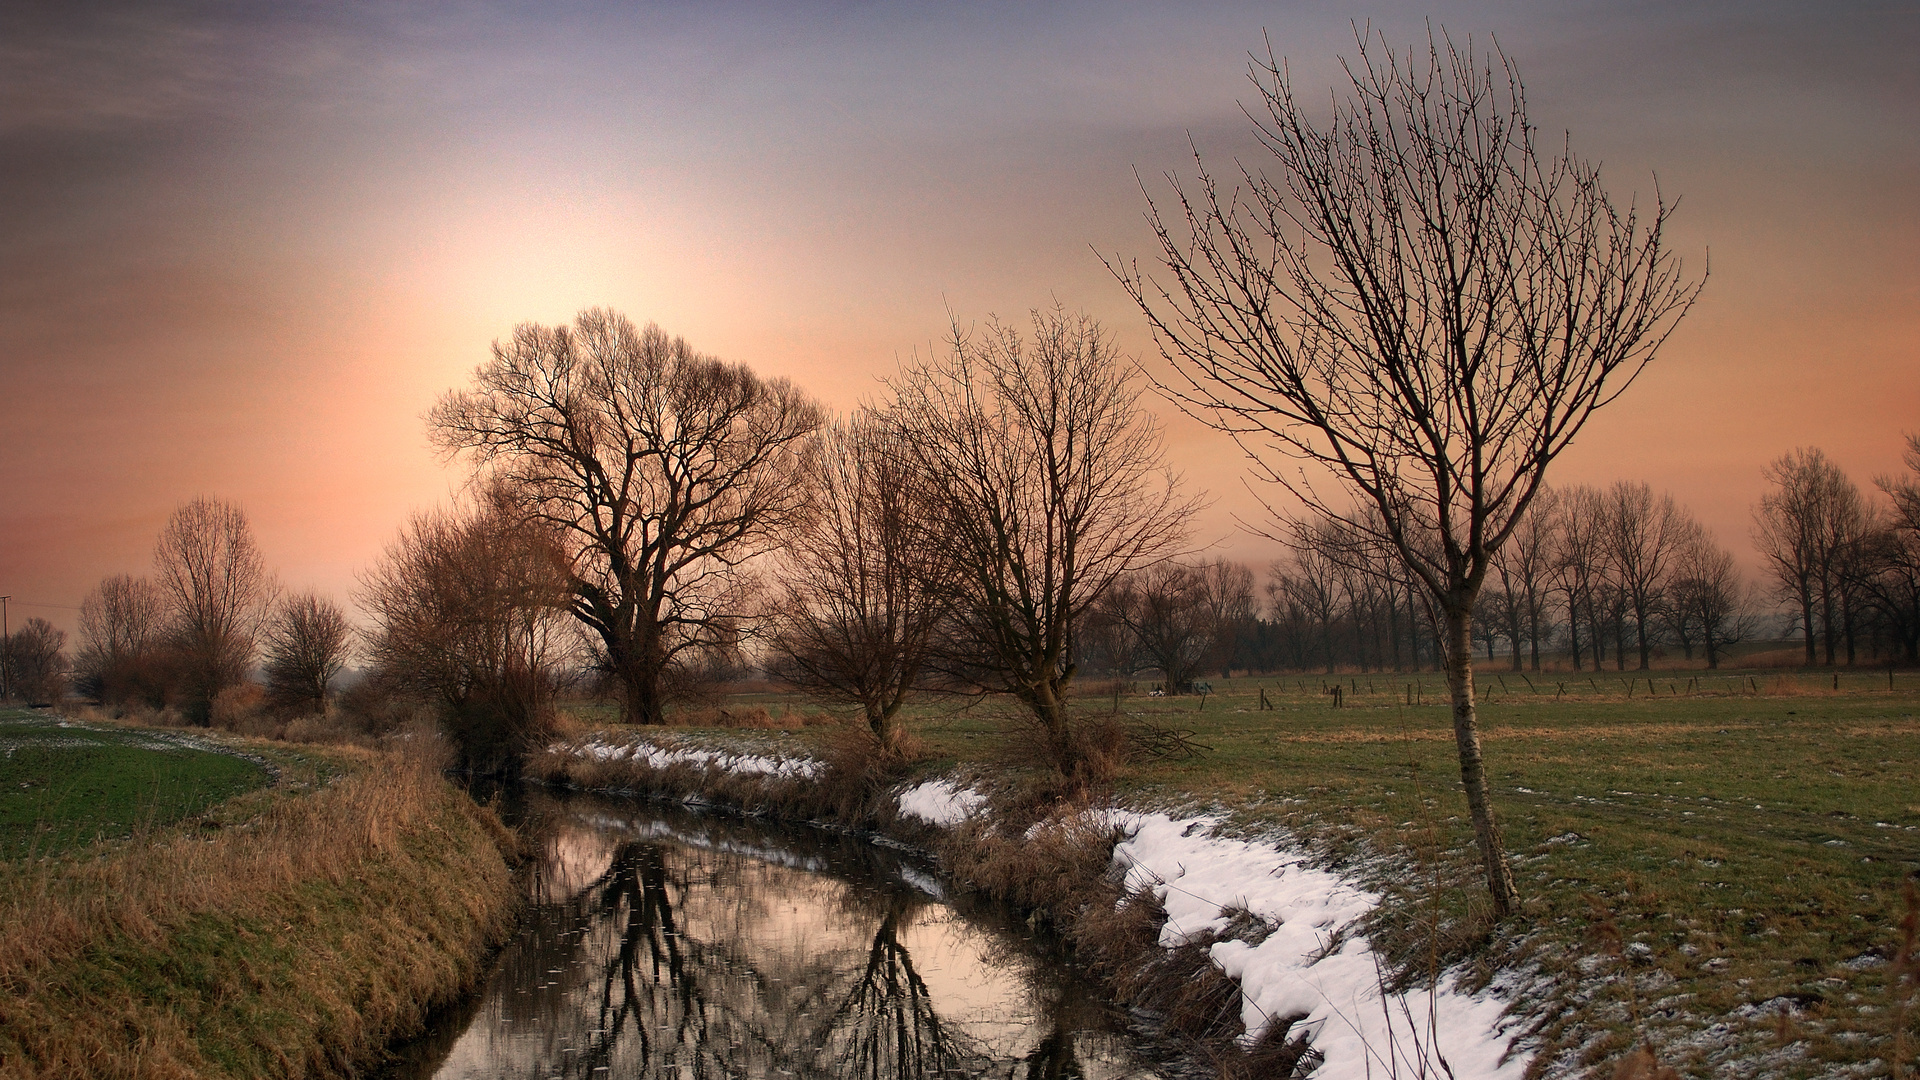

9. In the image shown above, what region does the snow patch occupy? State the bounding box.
[570,737,822,779]
[1112,812,1527,1080]
[896,780,987,826]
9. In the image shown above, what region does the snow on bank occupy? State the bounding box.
[1114,813,1527,1080]
[570,736,824,779]
[896,779,988,826]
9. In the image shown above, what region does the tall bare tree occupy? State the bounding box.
[886,307,1194,781]
[766,416,952,751]
[431,309,823,725]
[1116,30,1702,914]
[1548,486,1608,672]
[76,573,166,706]
[153,497,275,724]
[1195,558,1257,677]
[262,592,353,714]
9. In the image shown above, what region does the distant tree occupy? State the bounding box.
[1100,562,1216,693]
[1116,30,1703,914]
[1668,529,1749,669]
[7,618,67,706]
[1865,434,1920,661]
[766,416,952,752]
[153,497,276,724]
[1603,482,1690,670]
[1195,559,1257,677]
[1492,487,1557,671]
[75,573,167,706]
[1277,524,1345,673]
[431,309,822,725]
[1549,486,1608,672]
[886,307,1194,783]
[1754,449,1866,666]
[361,493,576,772]
[1263,561,1317,671]
[261,592,353,714]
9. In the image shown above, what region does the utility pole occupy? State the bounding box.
[0,595,10,704]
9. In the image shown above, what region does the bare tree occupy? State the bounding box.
[1100,562,1216,693]
[1115,30,1702,915]
[1548,486,1608,671]
[75,573,166,706]
[431,309,823,725]
[361,493,576,771]
[153,497,276,724]
[1195,558,1257,677]
[1754,448,1865,666]
[1603,481,1689,670]
[1867,435,1920,661]
[6,618,67,706]
[766,416,952,750]
[1668,529,1748,669]
[1492,486,1557,671]
[886,307,1194,781]
[262,592,353,714]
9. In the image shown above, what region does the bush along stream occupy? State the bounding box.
[518,730,1530,1080]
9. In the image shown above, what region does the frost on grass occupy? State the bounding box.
[1113,813,1529,1080]
[896,779,987,826]
[572,736,823,779]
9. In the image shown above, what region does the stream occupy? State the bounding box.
[381,788,1173,1079]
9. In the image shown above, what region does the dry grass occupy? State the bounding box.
[0,748,519,1079]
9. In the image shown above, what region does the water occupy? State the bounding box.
[383,789,1167,1079]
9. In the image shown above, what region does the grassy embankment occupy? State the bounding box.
[541,666,1920,1079]
[0,708,521,1080]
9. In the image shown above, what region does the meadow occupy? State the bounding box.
[582,665,1920,1077]
[0,709,270,859]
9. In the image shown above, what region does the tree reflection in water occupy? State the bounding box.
[394,796,1147,1080]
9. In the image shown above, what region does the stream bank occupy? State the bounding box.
[0,740,521,1080]
[526,730,1530,1079]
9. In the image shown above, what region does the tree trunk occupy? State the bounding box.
[1799,585,1816,666]
[1635,601,1652,670]
[1566,588,1583,672]
[1821,576,1837,666]
[1444,601,1518,917]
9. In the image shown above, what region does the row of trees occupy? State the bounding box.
[1091,441,1920,680]
[1755,442,1920,665]
[396,307,1189,781]
[71,497,351,723]
[1330,481,1755,674]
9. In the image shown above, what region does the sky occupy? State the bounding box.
[2,0,1916,638]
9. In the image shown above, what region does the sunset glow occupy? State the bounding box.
[3,1,1915,632]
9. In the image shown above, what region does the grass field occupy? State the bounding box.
[574,666,1920,1077]
[0,711,519,1080]
[0,707,270,859]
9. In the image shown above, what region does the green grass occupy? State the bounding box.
[575,666,1920,1077]
[0,707,269,860]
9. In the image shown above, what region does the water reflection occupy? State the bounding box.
[390,791,1155,1080]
